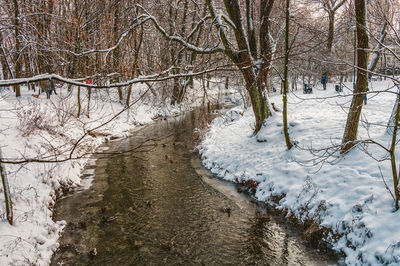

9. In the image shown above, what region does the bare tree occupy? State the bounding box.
[320,0,347,54]
[341,0,369,153]
[205,0,276,133]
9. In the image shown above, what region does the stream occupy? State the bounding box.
[51,107,338,265]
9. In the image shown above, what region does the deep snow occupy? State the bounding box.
[199,79,400,265]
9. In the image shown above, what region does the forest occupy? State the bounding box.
[0,0,400,265]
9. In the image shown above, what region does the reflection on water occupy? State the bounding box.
[51,107,338,265]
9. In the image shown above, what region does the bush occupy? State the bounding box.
[16,102,53,137]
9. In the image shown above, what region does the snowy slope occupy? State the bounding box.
[199,80,400,265]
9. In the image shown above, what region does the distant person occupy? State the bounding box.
[364,87,369,105]
[321,74,328,90]
[44,78,55,99]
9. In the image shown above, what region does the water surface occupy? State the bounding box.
[51,107,338,265]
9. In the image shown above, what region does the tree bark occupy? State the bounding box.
[327,11,335,54]
[171,0,190,105]
[0,149,13,225]
[87,86,91,118]
[206,0,274,133]
[13,0,21,97]
[341,0,369,153]
[177,3,207,104]
[389,88,400,210]
[387,88,400,135]
[113,4,123,102]
[126,24,143,107]
[0,32,12,80]
[77,86,81,117]
[368,22,387,72]
[283,0,293,150]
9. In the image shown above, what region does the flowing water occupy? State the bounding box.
[51,107,339,265]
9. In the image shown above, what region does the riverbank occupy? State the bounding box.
[198,79,400,265]
[0,80,230,265]
[51,106,337,265]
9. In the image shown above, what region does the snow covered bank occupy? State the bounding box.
[0,79,232,265]
[199,80,400,265]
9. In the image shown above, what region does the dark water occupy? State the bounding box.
[51,107,338,265]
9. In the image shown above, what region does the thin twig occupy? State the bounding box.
[379,166,395,202]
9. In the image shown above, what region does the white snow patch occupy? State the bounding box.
[0,77,233,265]
[199,80,400,265]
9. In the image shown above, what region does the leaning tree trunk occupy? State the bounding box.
[341,0,369,154]
[368,22,387,73]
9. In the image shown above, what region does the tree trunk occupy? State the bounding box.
[259,0,275,93]
[242,69,270,133]
[77,86,81,117]
[0,32,12,80]
[126,23,143,107]
[341,0,369,154]
[113,5,123,102]
[368,23,387,72]
[389,88,400,210]
[87,87,91,118]
[171,0,189,105]
[283,0,293,150]
[388,91,399,135]
[206,0,275,133]
[0,149,13,225]
[384,53,387,80]
[327,11,335,54]
[177,3,207,104]
[126,84,133,107]
[13,0,21,97]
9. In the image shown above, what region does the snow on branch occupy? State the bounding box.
[368,22,387,71]
[206,0,235,58]
[332,0,347,12]
[186,14,213,40]
[0,66,233,88]
[147,15,225,54]
[134,4,225,54]
[219,14,237,31]
[322,0,347,12]
[61,15,152,58]
[368,27,400,67]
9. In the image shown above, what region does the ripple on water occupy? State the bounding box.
[51,108,339,266]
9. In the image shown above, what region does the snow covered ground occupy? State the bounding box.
[199,79,400,265]
[0,79,230,265]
